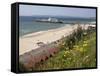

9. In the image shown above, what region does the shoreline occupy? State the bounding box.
[19,24,95,55]
[20,24,71,38]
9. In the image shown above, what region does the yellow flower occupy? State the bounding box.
[73,45,79,48]
[83,41,87,44]
[64,51,70,54]
[79,47,83,52]
[64,54,66,57]
[83,44,88,47]
[74,45,80,51]
[64,51,67,54]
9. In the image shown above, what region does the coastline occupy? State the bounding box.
[19,24,95,55]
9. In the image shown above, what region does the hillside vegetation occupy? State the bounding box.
[33,25,96,70]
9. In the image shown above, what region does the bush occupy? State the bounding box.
[65,24,84,50]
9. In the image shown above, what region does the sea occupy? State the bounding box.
[19,16,96,37]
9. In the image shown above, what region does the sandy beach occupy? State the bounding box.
[19,24,95,55]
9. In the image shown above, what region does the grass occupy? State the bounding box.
[32,31,96,71]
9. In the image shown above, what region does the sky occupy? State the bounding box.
[19,4,96,18]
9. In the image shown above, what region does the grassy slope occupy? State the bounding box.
[32,32,96,70]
